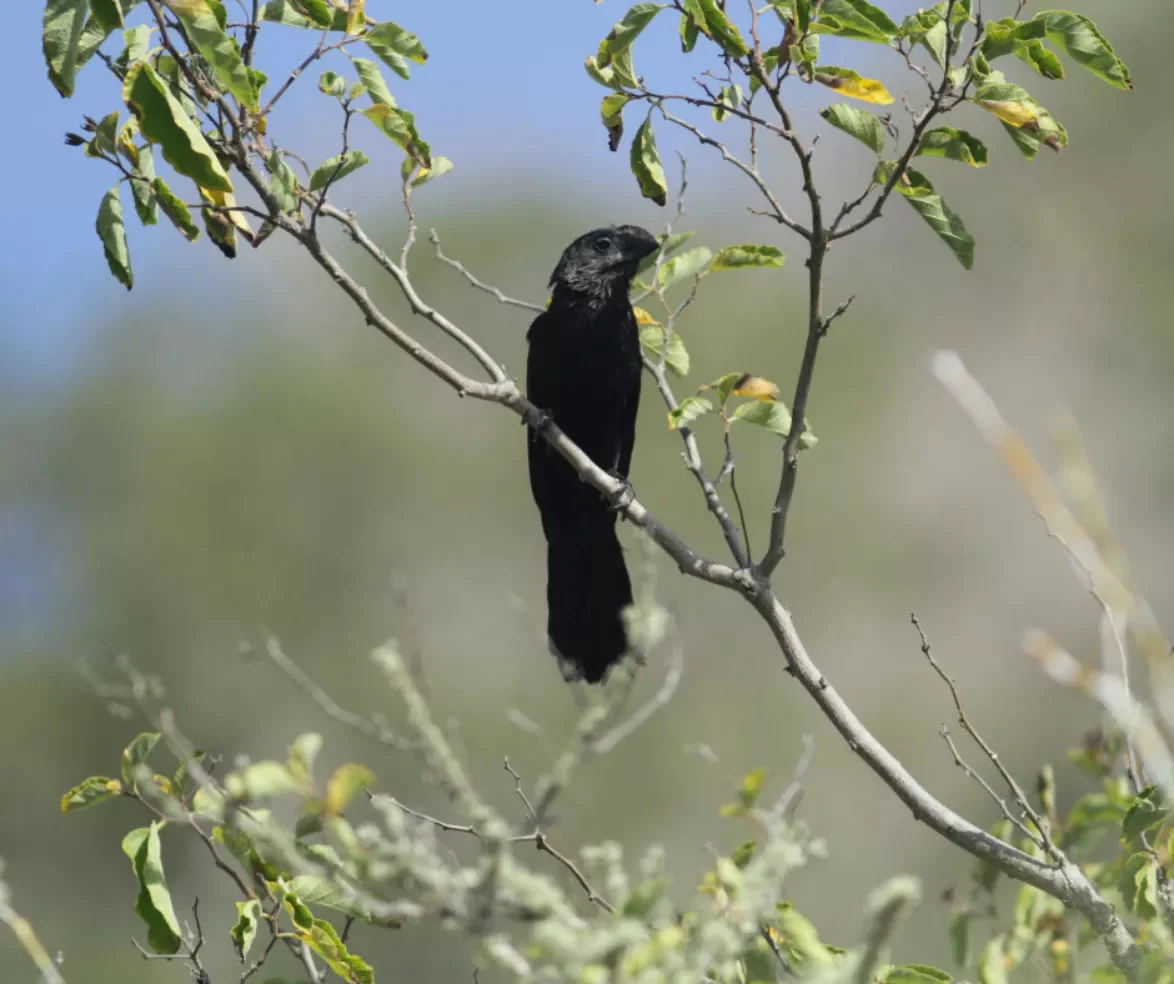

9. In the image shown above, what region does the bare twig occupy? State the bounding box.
[592,645,685,754]
[265,637,414,751]
[913,615,1059,856]
[430,230,545,312]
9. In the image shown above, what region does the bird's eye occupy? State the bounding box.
[593,237,613,254]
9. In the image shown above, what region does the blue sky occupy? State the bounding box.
[2,2,914,384]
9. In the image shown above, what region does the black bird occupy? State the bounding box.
[526,225,659,683]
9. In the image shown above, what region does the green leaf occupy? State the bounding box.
[288,732,323,786]
[699,372,744,407]
[601,93,630,152]
[123,61,233,192]
[121,732,161,785]
[731,839,757,868]
[981,17,1046,59]
[95,185,133,290]
[351,56,395,106]
[411,155,454,187]
[621,878,667,918]
[635,230,694,275]
[972,79,1067,158]
[737,768,766,810]
[733,400,818,447]
[819,103,886,154]
[639,324,690,376]
[365,20,427,80]
[286,875,398,926]
[629,118,668,207]
[308,150,370,191]
[679,12,699,52]
[978,937,1007,984]
[710,244,785,271]
[91,0,125,32]
[122,23,152,63]
[777,904,835,967]
[874,163,974,270]
[85,111,121,158]
[884,966,952,983]
[264,150,301,213]
[362,105,430,166]
[231,899,262,960]
[948,911,970,967]
[324,763,375,816]
[668,396,713,431]
[1122,790,1168,844]
[61,776,122,812]
[916,127,988,166]
[599,3,667,65]
[262,0,341,29]
[169,0,260,109]
[682,0,749,57]
[130,150,158,225]
[658,246,712,288]
[1033,10,1131,89]
[152,177,201,240]
[43,0,89,97]
[1015,39,1064,79]
[225,760,306,800]
[908,14,948,67]
[122,824,182,954]
[812,0,899,44]
[318,69,347,97]
[712,83,743,122]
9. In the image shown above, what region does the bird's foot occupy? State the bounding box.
[605,470,636,512]
[523,406,554,433]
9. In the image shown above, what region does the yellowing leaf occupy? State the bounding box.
[813,66,893,104]
[345,0,366,35]
[633,306,659,326]
[732,375,781,402]
[324,763,375,816]
[668,396,713,431]
[61,776,122,812]
[975,99,1038,127]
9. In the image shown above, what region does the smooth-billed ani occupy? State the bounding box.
[526,225,659,683]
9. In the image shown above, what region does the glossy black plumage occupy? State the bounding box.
[526,225,659,683]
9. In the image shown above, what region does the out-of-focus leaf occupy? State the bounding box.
[61,776,122,812]
[710,244,785,271]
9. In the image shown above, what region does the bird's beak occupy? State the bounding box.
[617,225,660,262]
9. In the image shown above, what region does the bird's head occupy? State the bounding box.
[549,225,659,298]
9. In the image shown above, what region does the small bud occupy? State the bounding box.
[64,132,86,147]
[81,115,99,132]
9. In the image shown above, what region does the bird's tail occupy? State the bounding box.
[545,515,632,684]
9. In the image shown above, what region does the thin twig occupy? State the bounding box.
[592,645,685,754]
[430,231,545,312]
[913,615,1059,856]
[265,637,414,751]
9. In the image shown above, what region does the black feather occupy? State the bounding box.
[526,225,658,682]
